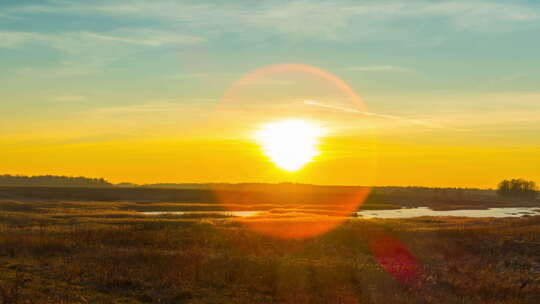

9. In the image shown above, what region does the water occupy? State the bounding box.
[355,207,540,219]
[141,207,540,219]
[141,211,261,217]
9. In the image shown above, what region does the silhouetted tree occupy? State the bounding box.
[497,178,537,200]
[0,174,112,187]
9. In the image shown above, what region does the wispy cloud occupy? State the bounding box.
[4,0,538,42]
[92,100,213,114]
[304,100,467,131]
[1,29,203,74]
[84,30,203,47]
[53,95,87,102]
[166,73,209,80]
[95,102,185,114]
[238,79,294,86]
[0,29,202,49]
[16,65,103,77]
[0,31,46,48]
[346,65,413,72]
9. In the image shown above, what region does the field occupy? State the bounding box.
[1,196,540,304]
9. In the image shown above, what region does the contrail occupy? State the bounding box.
[304,100,466,131]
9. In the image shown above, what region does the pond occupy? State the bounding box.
[356,207,540,218]
[141,211,261,217]
[141,207,540,219]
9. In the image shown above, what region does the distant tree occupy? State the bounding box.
[0,174,112,187]
[497,178,537,200]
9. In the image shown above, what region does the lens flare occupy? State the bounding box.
[212,63,378,239]
[255,120,324,171]
[368,232,422,287]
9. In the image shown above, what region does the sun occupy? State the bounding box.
[255,120,324,171]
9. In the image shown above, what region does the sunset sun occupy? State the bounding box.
[255,120,324,171]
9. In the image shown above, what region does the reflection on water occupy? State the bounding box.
[141,207,540,219]
[142,211,261,217]
[356,207,540,219]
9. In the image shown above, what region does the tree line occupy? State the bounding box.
[497,178,537,200]
[0,174,112,187]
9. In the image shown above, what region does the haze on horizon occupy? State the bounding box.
[1,0,540,188]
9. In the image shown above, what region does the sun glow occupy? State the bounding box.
[255,120,324,171]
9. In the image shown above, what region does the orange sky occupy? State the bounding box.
[2,1,540,189]
[2,64,540,188]
[3,131,539,188]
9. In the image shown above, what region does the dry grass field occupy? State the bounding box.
[1,198,540,303]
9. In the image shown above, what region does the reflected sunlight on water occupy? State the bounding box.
[141,211,261,217]
[141,207,540,219]
[356,207,540,219]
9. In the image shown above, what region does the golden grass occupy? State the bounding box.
[1,200,539,303]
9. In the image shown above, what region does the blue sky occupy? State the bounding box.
[1,0,539,186]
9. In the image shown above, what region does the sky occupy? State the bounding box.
[1,0,539,188]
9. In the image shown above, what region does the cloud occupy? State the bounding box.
[54,95,87,102]
[83,30,203,47]
[166,73,209,80]
[304,100,467,131]
[16,65,103,77]
[95,102,184,114]
[238,79,294,86]
[0,31,46,48]
[92,100,212,114]
[4,0,538,42]
[346,65,413,72]
[0,29,201,49]
[1,29,203,75]
[415,1,538,31]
